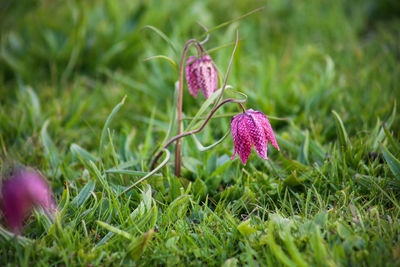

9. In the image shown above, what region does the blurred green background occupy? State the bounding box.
[1,0,399,135]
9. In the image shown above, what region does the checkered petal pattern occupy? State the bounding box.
[185,55,218,99]
[230,109,280,165]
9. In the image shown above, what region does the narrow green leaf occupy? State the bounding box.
[107,128,119,167]
[166,195,191,221]
[105,169,161,177]
[71,143,97,164]
[25,86,40,120]
[72,180,96,208]
[127,230,154,260]
[383,124,400,155]
[143,55,178,70]
[58,183,70,216]
[380,145,400,179]
[191,129,230,151]
[41,120,59,168]
[95,232,115,248]
[332,110,351,149]
[89,160,109,192]
[198,7,264,38]
[99,96,126,160]
[149,200,158,229]
[298,130,310,165]
[373,103,396,150]
[289,122,325,161]
[142,25,178,55]
[96,220,132,240]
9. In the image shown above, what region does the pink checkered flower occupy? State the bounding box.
[231,109,280,165]
[1,170,56,232]
[185,55,218,99]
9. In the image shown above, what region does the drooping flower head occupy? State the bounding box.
[185,54,218,99]
[1,170,56,232]
[231,109,280,165]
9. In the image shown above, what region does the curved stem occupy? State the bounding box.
[197,22,210,46]
[151,97,246,169]
[239,103,246,113]
[175,39,197,177]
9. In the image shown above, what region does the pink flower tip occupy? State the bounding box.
[230,109,280,165]
[185,54,218,99]
[1,170,56,232]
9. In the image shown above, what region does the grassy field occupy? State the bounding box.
[1,0,400,266]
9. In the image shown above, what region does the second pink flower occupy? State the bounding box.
[185,55,218,99]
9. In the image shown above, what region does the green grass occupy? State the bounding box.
[1,0,400,266]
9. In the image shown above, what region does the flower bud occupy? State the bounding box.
[1,170,56,232]
[185,55,218,99]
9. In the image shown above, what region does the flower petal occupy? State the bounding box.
[230,115,239,161]
[231,113,252,164]
[185,56,200,98]
[197,55,218,99]
[1,179,29,231]
[247,112,268,160]
[252,111,280,151]
[1,171,55,232]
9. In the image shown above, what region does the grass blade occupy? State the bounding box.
[72,180,96,208]
[143,55,178,70]
[142,25,178,55]
[99,96,126,160]
[191,129,230,152]
[298,130,310,165]
[198,7,264,38]
[127,230,154,260]
[105,169,161,177]
[96,220,132,240]
[383,124,400,155]
[41,120,59,168]
[332,110,351,149]
[380,144,400,179]
[71,143,97,164]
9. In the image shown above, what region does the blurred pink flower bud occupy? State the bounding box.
[1,170,56,232]
[231,109,280,165]
[185,55,218,99]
